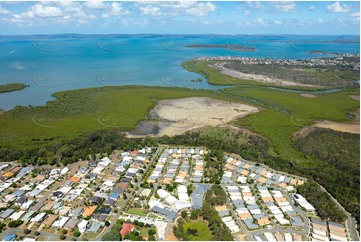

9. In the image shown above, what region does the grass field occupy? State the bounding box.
[127,208,149,216]
[183,221,211,241]
[223,87,359,160]
[0,86,228,148]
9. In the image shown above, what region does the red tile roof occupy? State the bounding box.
[120,223,135,236]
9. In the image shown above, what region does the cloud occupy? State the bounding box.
[103,2,130,17]
[326,2,351,13]
[309,5,315,11]
[84,0,106,10]
[140,5,162,16]
[272,2,297,12]
[350,12,360,23]
[185,2,216,16]
[23,4,63,18]
[0,6,11,15]
[247,1,266,10]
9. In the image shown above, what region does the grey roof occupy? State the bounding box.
[218,210,229,217]
[89,196,103,204]
[64,218,79,229]
[88,221,103,232]
[284,177,291,183]
[104,199,116,207]
[253,213,267,220]
[248,204,260,210]
[31,201,44,212]
[243,218,259,230]
[0,209,15,219]
[93,214,107,222]
[221,177,231,183]
[13,189,25,197]
[15,196,27,205]
[191,186,205,210]
[152,206,177,222]
[64,194,78,201]
[69,207,83,217]
[290,216,303,227]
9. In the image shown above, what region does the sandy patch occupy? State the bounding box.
[314,121,360,134]
[350,95,360,101]
[154,97,258,137]
[300,93,317,98]
[164,224,178,241]
[210,62,320,87]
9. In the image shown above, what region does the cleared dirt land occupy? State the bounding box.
[137,97,258,137]
[210,62,320,87]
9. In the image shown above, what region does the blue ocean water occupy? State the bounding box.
[0,35,359,110]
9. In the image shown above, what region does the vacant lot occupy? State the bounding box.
[183,221,211,241]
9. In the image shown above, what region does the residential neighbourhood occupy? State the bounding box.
[0,146,356,241]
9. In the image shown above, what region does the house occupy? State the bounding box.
[14,196,27,207]
[88,221,103,233]
[92,214,107,222]
[89,196,103,204]
[83,206,97,217]
[152,206,177,222]
[120,223,135,236]
[64,218,79,229]
[78,220,88,233]
[2,234,16,241]
[97,206,111,214]
[30,213,46,223]
[69,207,83,217]
[52,216,70,228]
[43,214,58,227]
[0,209,15,219]
[103,199,116,207]
[191,186,204,210]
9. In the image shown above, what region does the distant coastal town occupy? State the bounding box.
[197,54,360,71]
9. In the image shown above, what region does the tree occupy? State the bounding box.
[60,229,67,234]
[181,210,188,219]
[34,231,40,236]
[148,229,156,236]
[105,221,110,226]
[8,220,23,228]
[73,230,81,237]
[59,235,66,240]
[190,210,199,220]
[24,229,31,234]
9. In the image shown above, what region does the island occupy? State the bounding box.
[0,83,28,93]
[186,44,256,52]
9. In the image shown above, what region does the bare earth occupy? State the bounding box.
[300,93,317,98]
[314,109,360,134]
[210,62,320,87]
[350,95,360,101]
[154,97,258,136]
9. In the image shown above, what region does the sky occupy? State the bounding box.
[0,1,359,35]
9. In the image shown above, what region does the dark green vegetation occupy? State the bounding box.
[0,83,27,93]
[298,181,347,222]
[174,185,233,241]
[223,58,359,88]
[186,44,256,52]
[295,128,359,223]
[0,86,227,149]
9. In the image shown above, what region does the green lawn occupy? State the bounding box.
[183,221,211,241]
[127,208,149,216]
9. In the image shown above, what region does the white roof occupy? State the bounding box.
[157,189,170,199]
[178,193,189,202]
[9,210,25,220]
[58,186,72,194]
[78,219,88,233]
[141,189,152,197]
[165,196,178,205]
[53,216,70,227]
[30,212,46,223]
[177,185,187,194]
[61,167,69,175]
